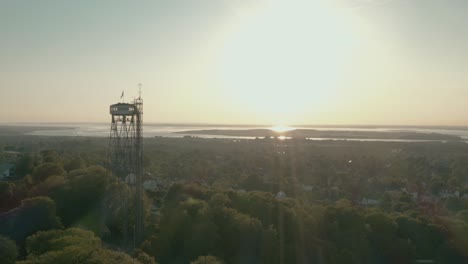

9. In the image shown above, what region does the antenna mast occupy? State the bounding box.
[138,83,142,99]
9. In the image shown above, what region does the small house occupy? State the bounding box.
[0,163,15,180]
[276,191,287,200]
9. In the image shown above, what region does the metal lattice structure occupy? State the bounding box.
[108,90,144,247]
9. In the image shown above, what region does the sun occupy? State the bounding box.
[217,0,357,124]
[270,125,295,133]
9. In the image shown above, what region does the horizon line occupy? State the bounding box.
[1,122,468,129]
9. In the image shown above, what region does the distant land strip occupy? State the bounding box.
[0,125,71,136]
[176,129,462,141]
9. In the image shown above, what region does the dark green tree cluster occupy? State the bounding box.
[0,146,150,263]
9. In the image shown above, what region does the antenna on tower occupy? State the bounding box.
[138,83,142,99]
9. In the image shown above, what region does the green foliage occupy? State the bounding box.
[0,182,14,209]
[15,154,34,176]
[136,251,158,264]
[29,175,65,198]
[18,228,140,264]
[154,198,220,263]
[190,255,225,264]
[24,228,100,256]
[322,201,370,262]
[0,235,18,264]
[53,166,112,226]
[444,197,468,212]
[366,212,412,262]
[40,150,59,163]
[31,163,65,183]
[63,157,85,172]
[456,210,468,223]
[101,180,152,240]
[395,215,445,259]
[430,180,445,196]
[0,196,62,243]
[435,220,468,263]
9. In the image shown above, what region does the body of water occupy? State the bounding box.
[13,123,468,142]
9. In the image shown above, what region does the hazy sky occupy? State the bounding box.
[1,0,468,125]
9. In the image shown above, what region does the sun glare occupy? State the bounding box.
[218,0,357,124]
[271,125,294,133]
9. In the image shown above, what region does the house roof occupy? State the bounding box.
[0,163,14,173]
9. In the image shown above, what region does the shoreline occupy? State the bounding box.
[175,128,462,141]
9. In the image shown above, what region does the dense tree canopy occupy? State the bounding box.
[1,136,468,263]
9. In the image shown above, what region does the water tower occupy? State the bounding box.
[108,88,144,247]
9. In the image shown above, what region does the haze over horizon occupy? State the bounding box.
[1,0,468,126]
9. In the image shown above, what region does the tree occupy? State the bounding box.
[191,255,225,264]
[242,174,265,191]
[155,199,220,263]
[103,180,152,239]
[322,202,370,263]
[136,251,158,264]
[456,210,468,223]
[366,212,411,263]
[436,240,467,264]
[445,197,465,212]
[430,180,445,196]
[63,157,85,172]
[18,228,141,264]
[40,150,59,163]
[0,196,62,243]
[379,192,393,211]
[31,163,65,183]
[395,215,444,259]
[53,166,112,226]
[213,207,264,263]
[0,235,17,264]
[29,175,65,198]
[15,154,34,176]
[435,221,468,263]
[0,182,14,210]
